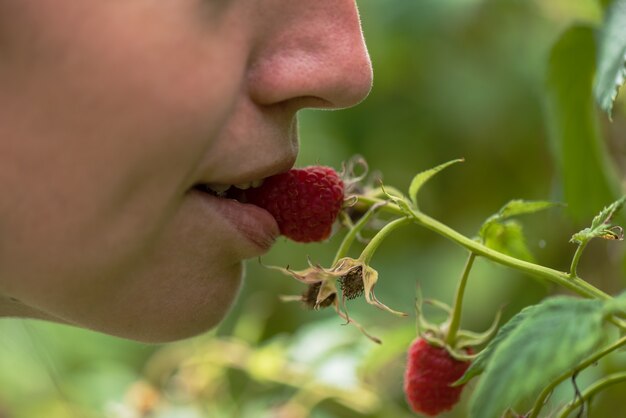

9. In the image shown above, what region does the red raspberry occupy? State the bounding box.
[404,338,472,416]
[245,166,344,243]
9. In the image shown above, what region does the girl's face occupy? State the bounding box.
[0,0,372,341]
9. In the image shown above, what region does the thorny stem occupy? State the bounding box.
[358,217,412,265]
[556,371,626,418]
[569,242,588,279]
[527,335,626,418]
[355,196,611,300]
[445,252,477,346]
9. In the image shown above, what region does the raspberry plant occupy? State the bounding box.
[266,156,626,417]
[264,1,626,415]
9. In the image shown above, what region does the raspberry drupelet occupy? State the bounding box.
[246,166,345,243]
[404,337,472,416]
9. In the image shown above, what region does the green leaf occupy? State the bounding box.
[408,158,463,207]
[595,0,626,116]
[570,196,626,244]
[455,306,533,386]
[498,200,560,219]
[469,297,606,418]
[590,196,626,228]
[479,200,559,241]
[479,200,558,261]
[546,25,620,222]
[483,221,535,262]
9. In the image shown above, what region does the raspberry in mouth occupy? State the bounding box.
[193,166,345,243]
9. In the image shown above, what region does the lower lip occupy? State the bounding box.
[190,189,279,252]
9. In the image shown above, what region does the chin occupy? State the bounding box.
[82,262,245,344]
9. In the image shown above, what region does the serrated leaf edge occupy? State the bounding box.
[408,158,464,207]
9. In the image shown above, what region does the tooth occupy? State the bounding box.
[251,179,264,188]
[235,182,252,190]
[207,184,231,193]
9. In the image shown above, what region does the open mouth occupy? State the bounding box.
[192,180,265,203]
[190,178,279,251]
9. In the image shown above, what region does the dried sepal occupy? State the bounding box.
[342,155,406,202]
[361,266,407,316]
[312,281,337,309]
[333,302,382,344]
[300,283,327,309]
[342,194,360,209]
[340,155,369,195]
[265,256,406,343]
[279,282,337,310]
[333,257,407,317]
[263,257,336,285]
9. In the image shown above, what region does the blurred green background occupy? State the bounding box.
[2,0,626,417]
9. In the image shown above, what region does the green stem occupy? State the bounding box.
[528,335,626,418]
[358,217,411,265]
[333,202,387,265]
[365,185,406,200]
[556,371,626,418]
[445,252,476,346]
[569,241,588,279]
[355,196,610,300]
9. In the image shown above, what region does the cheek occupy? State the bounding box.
[0,0,245,205]
[0,1,251,340]
[0,7,245,291]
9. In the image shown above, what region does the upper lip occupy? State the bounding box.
[192,158,295,189]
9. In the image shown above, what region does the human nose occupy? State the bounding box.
[247,0,373,110]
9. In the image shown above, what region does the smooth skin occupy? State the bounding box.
[0,0,372,342]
